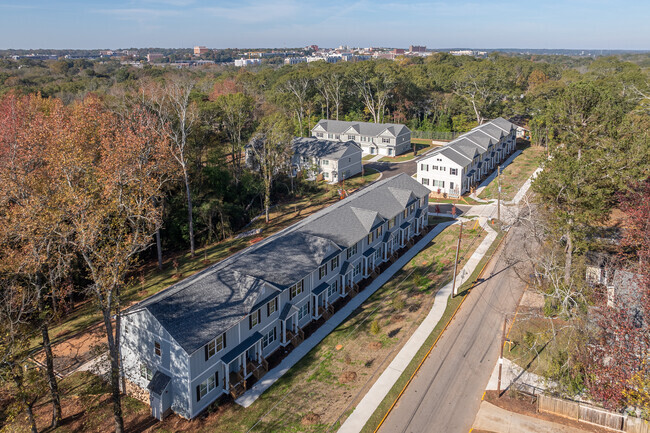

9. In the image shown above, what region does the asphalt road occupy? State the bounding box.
[378,223,530,433]
[364,155,421,179]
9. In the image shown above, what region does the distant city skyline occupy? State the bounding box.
[0,0,648,50]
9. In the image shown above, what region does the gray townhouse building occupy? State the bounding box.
[417,117,517,197]
[311,119,411,157]
[120,173,430,420]
[291,137,363,183]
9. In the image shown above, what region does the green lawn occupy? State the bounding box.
[429,196,485,206]
[362,154,376,161]
[31,169,381,352]
[478,142,545,201]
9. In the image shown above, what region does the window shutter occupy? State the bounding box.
[274,298,278,311]
[249,314,253,329]
[215,371,219,387]
[273,327,277,340]
[196,385,201,402]
[257,310,261,323]
[204,344,209,361]
[223,333,227,348]
[289,288,293,300]
[267,303,270,316]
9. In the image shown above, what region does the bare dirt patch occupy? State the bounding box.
[301,412,321,425]
[368,341,382,351]
[339,371,357,384]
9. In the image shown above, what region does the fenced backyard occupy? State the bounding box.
[537,394,650,433]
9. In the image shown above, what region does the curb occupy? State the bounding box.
[371,228,509,433]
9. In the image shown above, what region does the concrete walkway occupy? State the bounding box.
[507,167,542,205]
[236,221,453,408]
[472,401,590,433]
[485,357,548,392]
[366,154,384,162]
[338,218,498,433]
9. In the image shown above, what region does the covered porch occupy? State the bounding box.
[222,332,268,399]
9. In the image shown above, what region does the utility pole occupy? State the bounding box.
[497,317,506,396]
[451,221,463,297]
[497,165,501,222]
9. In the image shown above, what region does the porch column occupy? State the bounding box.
[225,362,230,391]
[242,354,247,377]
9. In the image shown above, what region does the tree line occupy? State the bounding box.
[0,52,648,431]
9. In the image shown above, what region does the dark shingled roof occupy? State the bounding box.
[313,119,410,138]
[292,137,361,160]
[421,118,515,169]
[148,371,171,395]
[125,173,429,354]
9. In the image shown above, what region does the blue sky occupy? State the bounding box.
[0,0,648,50]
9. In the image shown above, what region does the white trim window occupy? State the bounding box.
[450,168,458,176]
[382,138,390,144]
[422,178,430,186]
[353,262,362,277]
[249,309,261,329]
[298,303,310,321]
[347,243,358,259]
[330,255,339,271]
[154,341,161,357]
[140,363,153,380]
[198,374,217,400]
[262,327,277,349]
[327,280,338,297]
[319,264,327,279]
[290,279,304,299]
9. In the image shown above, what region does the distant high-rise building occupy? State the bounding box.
[194,46,209,55]
[409,45,426,53]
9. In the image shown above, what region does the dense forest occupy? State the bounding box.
[0,52,649,432]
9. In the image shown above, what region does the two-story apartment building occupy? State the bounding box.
[311,119,411,157]
[291,137,362,183]
[417,117,517,197]
[120,173,430,420]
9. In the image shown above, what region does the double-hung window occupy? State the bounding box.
[290,279,304,299]
[205,332,226,361]
[376,225,383,238]
[327,280,338,297]
[422,178,430,186]
[354,262,361,276]
[347,135,355,140]
[267,297,278,316]
[196,372,219,402]
[346,243,358,259]
[262,327,277,348]
[388,217,395,229]
[450,168,458,176]
[316,132,323,138]
[420,164,428,171]
[154,341,161,357]
[382,138,390,144]
[298,303,310,321]
[330,255,339,271]
[319,265,327,279]
[140,363,153,380]
[367,232,373,244]
[249,309,261,329]
[322,159,329,166]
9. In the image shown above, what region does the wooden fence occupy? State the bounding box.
[537,394,650,433]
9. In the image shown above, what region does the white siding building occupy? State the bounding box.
[311,119,411,157]
[291,137,362,183]
[417,118,517,197]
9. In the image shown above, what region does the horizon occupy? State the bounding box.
[1,0,649,51]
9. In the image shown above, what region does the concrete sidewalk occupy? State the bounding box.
[473,401,591,433]
[338,218,498,433]
[236,221,453,408]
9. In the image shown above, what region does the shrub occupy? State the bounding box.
[370,319,381,335]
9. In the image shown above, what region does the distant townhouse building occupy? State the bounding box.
[416,117,517,197]
[312,119,411,157]
[291,137,362,183]
[409,45,426,53]
[234,58,261,67]
[120,173,430,420]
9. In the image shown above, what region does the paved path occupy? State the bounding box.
[375,223,530,433]
[236,221,453,408]
[338,217,498,433]
[472,401,591,433]
[485,357,548,392]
